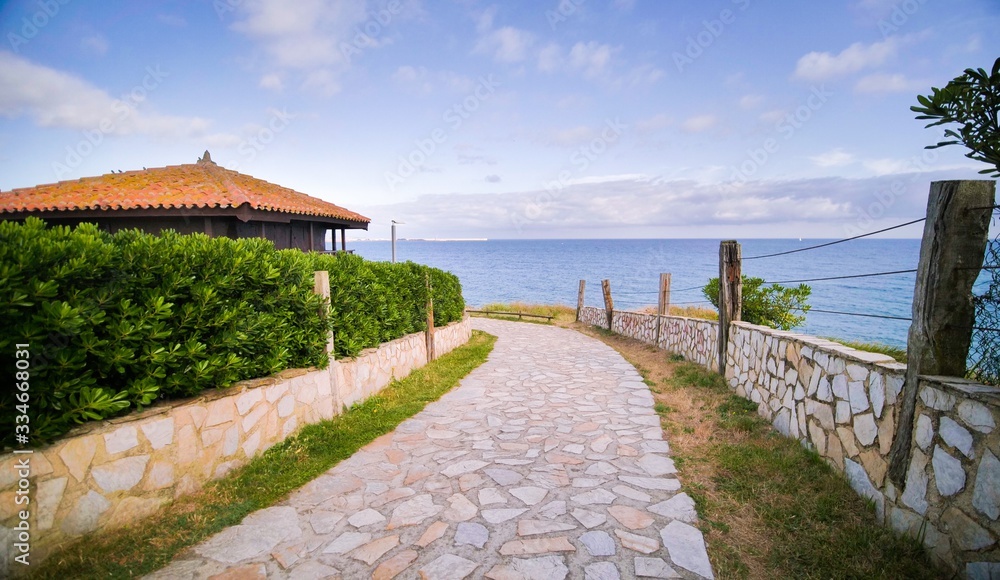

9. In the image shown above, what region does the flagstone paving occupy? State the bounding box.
[148,319,714,579]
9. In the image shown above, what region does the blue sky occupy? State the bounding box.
[1,0,997,239]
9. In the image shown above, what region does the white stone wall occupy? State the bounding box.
[582,307,718,371]
[583,310,1000,575]
[579,305,609,329]
[0,317,471,572]
[726,322,999,575]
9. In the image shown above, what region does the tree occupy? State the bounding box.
[703,276,811,330]
[912,57,1000,177]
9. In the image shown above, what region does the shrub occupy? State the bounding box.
[703,276,811,330]
[0,219,464,446]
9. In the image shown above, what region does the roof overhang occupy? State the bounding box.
[1,203,370,230]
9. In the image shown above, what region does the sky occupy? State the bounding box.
[0,0,997,240]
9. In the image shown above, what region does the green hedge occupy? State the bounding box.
[0,218,464,446]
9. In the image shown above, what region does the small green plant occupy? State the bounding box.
[912,57,1000,177]
[703,276,811,330]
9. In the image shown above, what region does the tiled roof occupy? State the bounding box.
[0,159,370,224]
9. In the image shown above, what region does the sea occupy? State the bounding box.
[348,238,935,349]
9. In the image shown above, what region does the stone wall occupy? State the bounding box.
[725,322,999,576]
[580,307,718,371]
[582,309,999,575]
[0,317,471,572]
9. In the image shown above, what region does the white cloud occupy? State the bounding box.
[0,53,228,141]
[759,109,786,124]
[81,34,109,55]
[475,26,535,63]
[157,14,187,27]
[231,0,409,95]
[854,72,921,94]
[809,148,855,167]
[680,115,718,134]
[485,174,501,183]
[635,113,671,134]
[300,69,341,96]
[568,41,618,80]
[794,36,902,81]
[539,125,599,147]
[537,43,562,73]
[476,5,498,34]
[356,172,967,238]
[739,94,764,109]
[259,73,284,91]
[391,66,474,94]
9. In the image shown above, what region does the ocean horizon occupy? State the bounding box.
[347,238,933,349]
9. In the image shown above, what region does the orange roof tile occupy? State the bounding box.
[0,159,370,224]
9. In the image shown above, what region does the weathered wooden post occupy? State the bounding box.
[887,180,996,485]
[655,273,671,346]
[577,280,586,322]
[657,273,672,316]
[602,279,614,330]
[718,241,742,376]
[425,271,436,362]
[314,271,334,358]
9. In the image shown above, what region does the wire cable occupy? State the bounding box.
[764,269,918,285]
[799,308,912,322]
[744,218,926,260]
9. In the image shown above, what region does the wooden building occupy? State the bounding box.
[0,151,369,252]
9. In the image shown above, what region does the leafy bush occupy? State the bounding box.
[912,57,1000,177]
[703,276,811,330]
[0,219,464,446]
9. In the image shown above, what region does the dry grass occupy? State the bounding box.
[571,321,941,580]
[475,302,577,324]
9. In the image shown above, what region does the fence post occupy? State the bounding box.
[887,180,996,485]
[602,279,614,330]
[718,241,742,376]
[425,271,436,362]
[656,273,671,346]
[314,271,334,358]
[577,280,586,322]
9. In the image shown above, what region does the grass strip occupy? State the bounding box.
[573,324,939,580]
[825,337,908,363]
[30,330,496,579]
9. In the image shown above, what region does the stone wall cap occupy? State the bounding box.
[920,375,1000,404]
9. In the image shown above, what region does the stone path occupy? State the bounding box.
[149,319,714,579]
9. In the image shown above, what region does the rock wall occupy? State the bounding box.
[581,307,718,370]
[582,309,999,575]
[0,317,472,572]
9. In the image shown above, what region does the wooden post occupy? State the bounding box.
[341,229,347,254]
[576,280,586,322]
[657,273,671,316]
[655,273,671,346]
[314,271,334,358]
[602,279,614,329]
[887,180,996,485]
[425,271,436,362]
[718,241,742,376]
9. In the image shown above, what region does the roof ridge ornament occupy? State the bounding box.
[197,150,216,165]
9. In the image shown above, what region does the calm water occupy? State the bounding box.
[349,239,923,348]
